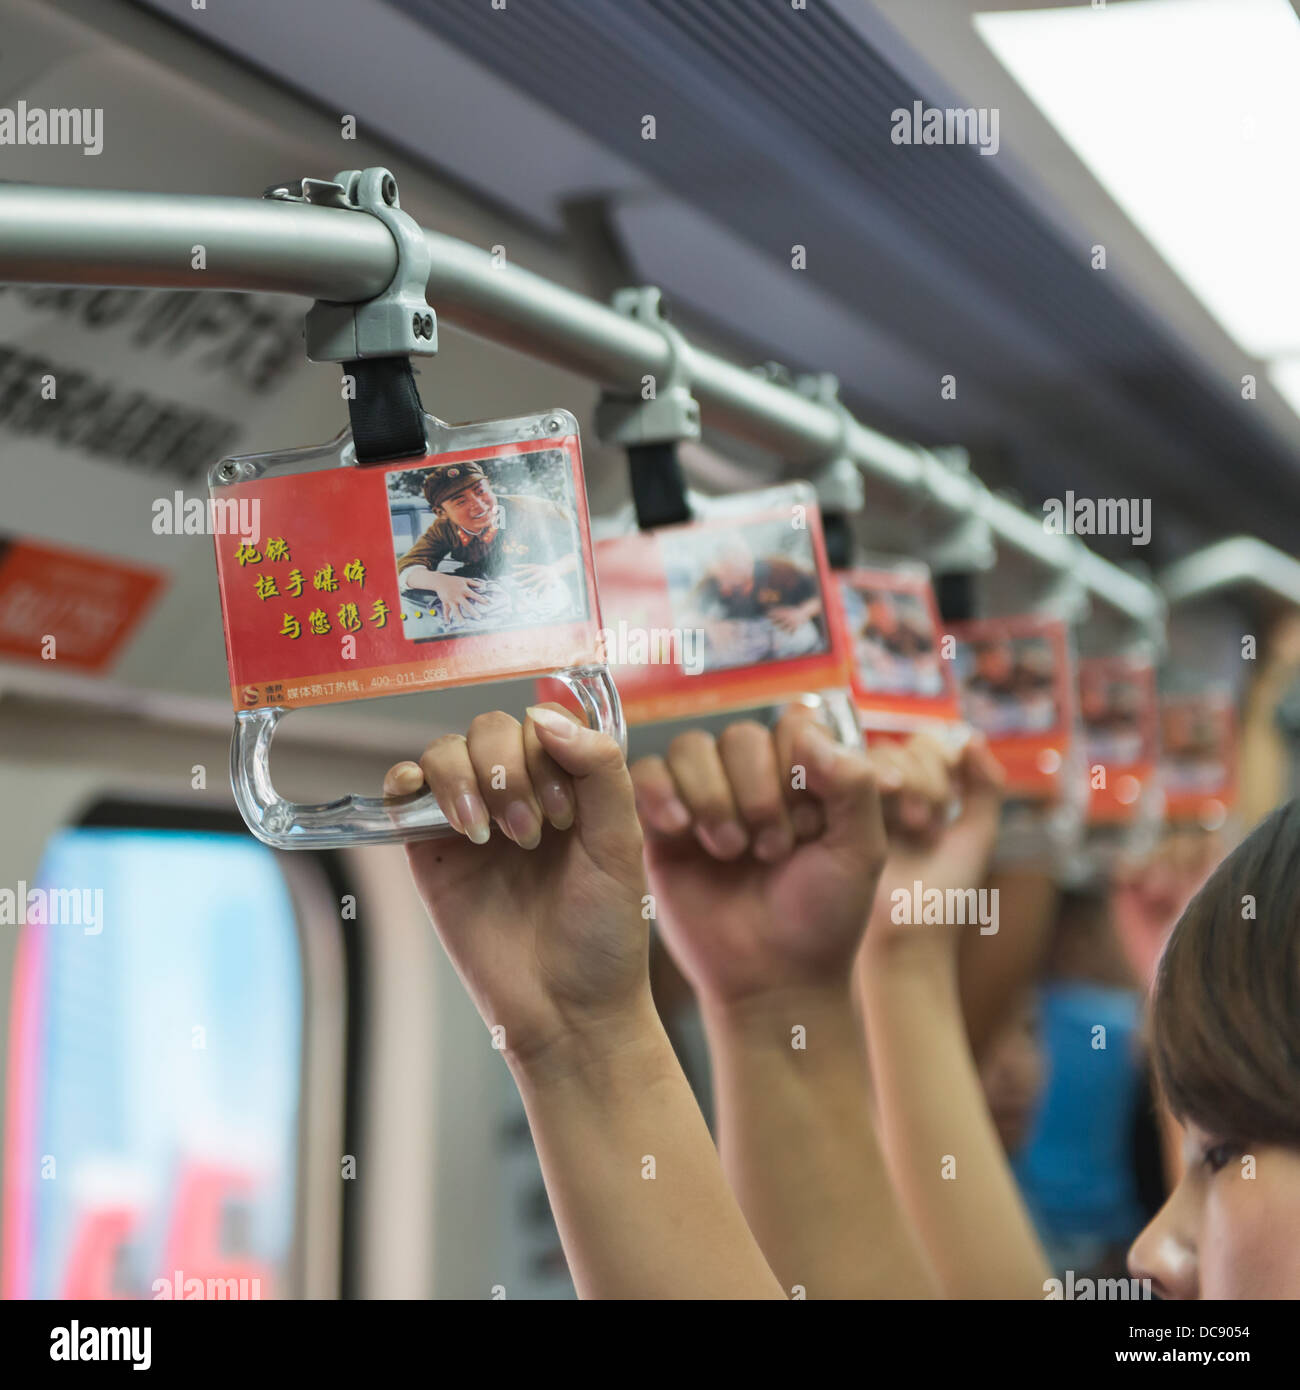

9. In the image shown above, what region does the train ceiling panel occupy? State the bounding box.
[133,0,1300,561]
[386,0,1300,557]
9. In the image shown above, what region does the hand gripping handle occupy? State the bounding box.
[231,665,623,849]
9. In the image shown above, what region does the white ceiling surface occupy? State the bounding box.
[864,0,1300,457]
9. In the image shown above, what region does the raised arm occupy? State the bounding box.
[1239,611,1300,828]
[856,733,1051,1299]
[385,706,784,1299]
[630,707,936,1299]
[959,866,1059,1061]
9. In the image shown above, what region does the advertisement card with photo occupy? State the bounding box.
[211,414,603,712]
[948,615,1077,801]
[1159,690,1238,829]
[834,565,963,738]
[1079,655,1160,825]
[541,485,853,726]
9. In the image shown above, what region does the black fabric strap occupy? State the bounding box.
[821,511,853,570]
[935,571,977,623]
[629,441,691,530]
[344,357,427,463]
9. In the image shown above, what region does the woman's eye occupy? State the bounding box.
[1202,1141,1240,1173]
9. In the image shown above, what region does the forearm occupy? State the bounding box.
[399,564,441,588]
[959,869,1058,1061]
[1240,679,1290,827]
[511,996,785,1300]
[859,936,1050,1299]
[701,983,937,1300]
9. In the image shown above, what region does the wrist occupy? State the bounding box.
[859,917,961,977]
[699,978,858,1050]
[507,989,671,1098]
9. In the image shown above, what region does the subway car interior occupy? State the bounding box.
[2,0,1300,1325]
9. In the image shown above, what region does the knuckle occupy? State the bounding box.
[718,719,768,755]
[741,793,785,825]
[628,755,666,787]
[696,794,736,825]
[589,732,627,771]
[468,709,520,742]
[668,728,714,764]
[422,732,468,766]
[839,748,877,787]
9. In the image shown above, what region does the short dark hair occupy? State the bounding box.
[1152,799,1300,1145]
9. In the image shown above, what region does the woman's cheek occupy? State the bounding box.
[1202,1151,1300,1299]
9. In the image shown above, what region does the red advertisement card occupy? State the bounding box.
[212,423,603,712]
[833,566,963,736]
[1080,655,1160,825]
[1159,690,1238,828]
[542,486,853,725]
[948,614,1076,799]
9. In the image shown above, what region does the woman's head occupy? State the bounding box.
[1129,800,1300,1298]
[978,988,1045,1156]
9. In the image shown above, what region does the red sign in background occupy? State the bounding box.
[0,536,166,672]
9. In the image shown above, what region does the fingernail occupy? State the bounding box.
[754,825,794,863]
[527,705,578,740]
[877,764,904,791]
[539,781,574,830]
[457,791,491,845]
[505,799,542,849]
[388,761,424,795]
[792,804,821,839]
[700,821,747,859]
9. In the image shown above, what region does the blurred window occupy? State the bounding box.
[2,827,304,1300]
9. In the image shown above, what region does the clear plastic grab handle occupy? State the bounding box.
[231,665,624,849]
[813,688,865,749]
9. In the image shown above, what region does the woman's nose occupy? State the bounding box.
[1128,1197,1198,1300]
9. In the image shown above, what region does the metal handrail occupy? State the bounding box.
[0,180,1256,635]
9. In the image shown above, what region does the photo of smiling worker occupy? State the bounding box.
[959,632,1060,737]
[392,453,583,639]
[667,520,829,674]
[840,579,946,698]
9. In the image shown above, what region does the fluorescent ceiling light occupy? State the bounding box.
[1269,359,1300,420]
[975,0,1300,360]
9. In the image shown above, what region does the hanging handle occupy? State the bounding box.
[231,665,624,850]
